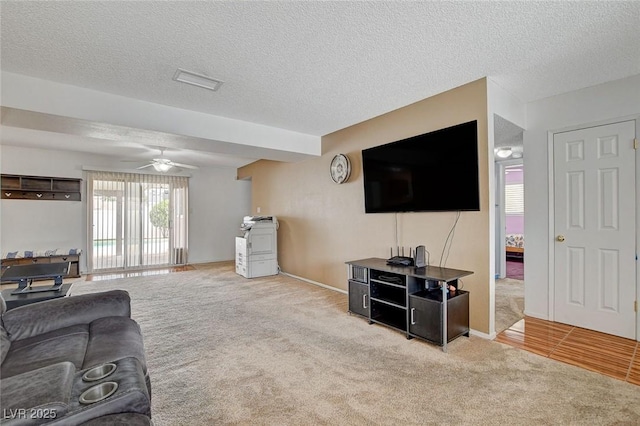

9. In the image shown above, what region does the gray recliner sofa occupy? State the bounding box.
[0,290,152,425]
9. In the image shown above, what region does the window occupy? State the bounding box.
[87,171,189,272]
[505,183,524,214]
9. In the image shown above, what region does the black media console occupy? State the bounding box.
[346,258,473,352]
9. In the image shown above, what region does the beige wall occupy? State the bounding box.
[238,78,491,333]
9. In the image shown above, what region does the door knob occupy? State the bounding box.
[556,235,565,242]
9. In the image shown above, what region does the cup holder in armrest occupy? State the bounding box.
[79,382,119,405]
[82,363,117,382]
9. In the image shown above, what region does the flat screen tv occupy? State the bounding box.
[362,120,479,213]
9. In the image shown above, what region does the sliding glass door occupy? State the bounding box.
[87,171,189,272]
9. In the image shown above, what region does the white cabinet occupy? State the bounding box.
[235,218,278,278]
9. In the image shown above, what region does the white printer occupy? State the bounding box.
[235,216,279,278]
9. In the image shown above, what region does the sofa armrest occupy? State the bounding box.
[0,362,76,424]
[2,290,131,341]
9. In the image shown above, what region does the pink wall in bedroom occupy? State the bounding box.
[505,167,522,184]
[506,215,524,234]
[506,167,523,234]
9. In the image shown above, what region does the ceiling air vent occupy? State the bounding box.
[172,68,224,92]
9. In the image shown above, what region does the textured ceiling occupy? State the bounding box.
[494,114,524,160]
[1,1,639,165]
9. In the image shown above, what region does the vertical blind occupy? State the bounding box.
[87,171,189,272]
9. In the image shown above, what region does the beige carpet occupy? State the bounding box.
[72,263,639,425]
[495,278,525,333]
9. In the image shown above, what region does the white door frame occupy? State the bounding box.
[547,114,640,341]
[496,162,505,279]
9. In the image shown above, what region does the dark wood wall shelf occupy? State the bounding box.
[1,174,82,201]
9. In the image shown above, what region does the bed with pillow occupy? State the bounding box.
[505,234,524,260]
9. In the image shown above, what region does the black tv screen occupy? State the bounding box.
[362,120,479,213]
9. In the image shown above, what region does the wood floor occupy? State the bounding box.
[85,265,194,281]
[0,265,197,290]
[496,316,640,386]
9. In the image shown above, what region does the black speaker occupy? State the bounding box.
[415,245,426,267]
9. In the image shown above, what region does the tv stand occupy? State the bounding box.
[346,258,473,352]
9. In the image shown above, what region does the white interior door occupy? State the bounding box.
[553,120,636,339]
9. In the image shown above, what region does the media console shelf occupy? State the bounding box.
[346,257,473,352]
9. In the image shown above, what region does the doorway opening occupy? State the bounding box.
[493,114,525,333]
[550,119,636,339]
[504,164,524,280]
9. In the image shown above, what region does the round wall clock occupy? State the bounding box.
[330,154,351,184]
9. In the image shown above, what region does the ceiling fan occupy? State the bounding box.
[137,149,199,172]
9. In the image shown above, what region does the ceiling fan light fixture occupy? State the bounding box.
[511,146,524,159]
[496,147,513,158]
[173,68,224,92]
[152,162,172,172]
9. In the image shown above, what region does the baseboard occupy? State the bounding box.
[281,272,501,339]
[280,271,347,295]
[523,310,548,320]
[469,329,496,340]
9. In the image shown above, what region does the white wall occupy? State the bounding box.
[487,78,527,130]
[524,74,640,319]
[487,78,527,335]
[187,167,251,264]
[0,145,251,272]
